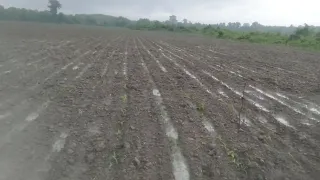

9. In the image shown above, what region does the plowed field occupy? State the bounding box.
[1,22,320,180]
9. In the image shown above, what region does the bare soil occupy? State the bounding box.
[0,22,320,180]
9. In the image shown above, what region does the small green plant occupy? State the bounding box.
[217,136,244,169]
[228,150,238,164]
[111,151,118,164]
[121,94,127,103]
[183,92,191,98]
[196,102,205,113]
[115,129,122,136]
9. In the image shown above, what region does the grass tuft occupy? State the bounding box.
[121,94,127,103]
[196,102,205,113]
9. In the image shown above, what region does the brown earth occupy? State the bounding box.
[0,21,320,180]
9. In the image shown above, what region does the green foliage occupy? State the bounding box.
[131,20,320,50]
[85,16,97,25]
[0,5,131,27]
[294,24,310,37]
[48,0,61,15]
[0,7,54,22]
[1,4,320,51]
[217,31,224,38]
[237,34,251,40]
[196,102,205,113]
[316,32,320,41]
[121,94,127,103]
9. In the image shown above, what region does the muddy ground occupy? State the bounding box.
[0,22,320,180]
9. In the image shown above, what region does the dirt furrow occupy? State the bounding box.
[0,39,96,105]
[158,40,320,137]
[175,50,320,123]
[0,37,122,180]
[0,39,52,63]
[0,36,121,113]
[154,38,320,165]
[137,38,241,179]
[0,39,95,148]
[154,40,320,125]
[151,39,320,123]
[0,39,77,68]
[160,40,318,95]
[1,22,320,180]
[155,41,320,170]
[141,38,319,180]
[121,38,180,180]
[45,37,126,180]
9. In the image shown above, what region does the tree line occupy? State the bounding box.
[1,1,320,34]
[1,0,320,50]
[0,1,131,27]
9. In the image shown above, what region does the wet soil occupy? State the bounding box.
[0,22,320,180]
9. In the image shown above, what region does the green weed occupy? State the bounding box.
[111,151,119,164]
[196,102,205,113]
[217,136,245,170]
[121,94,127,103]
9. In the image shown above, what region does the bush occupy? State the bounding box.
[217,31,224,38]
[316,32,320,41]
[237,34,251,40]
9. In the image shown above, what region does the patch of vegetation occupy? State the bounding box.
[1,1,320,50]
[217,135,248,172]
[111,151,119,164]
[196,102,205,114]
[201,24,320,51]
[0,1,131,26]
[120,94,127,103]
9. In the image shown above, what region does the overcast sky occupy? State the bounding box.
[1,0,319,26]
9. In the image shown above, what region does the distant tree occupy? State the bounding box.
[69,15,80,24]
[48,0,61,16]
[251,21,261,28]
[0,5,4,15]
[235,22,241,28]
[286,34,300,44]
[85,16,97,25]
[57,12,69,23]
[218,23,226,28]
[153,20,162,28]
[218,31,224,38]
[194,22,203,28]
[242,23,250,28]
[183,18,188,25]
[135,18,151,29]
[294,24,310,37]
[227,22,241,29]
[316,32,320,41]
[115,16,130,27]
[202,25,213,34]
